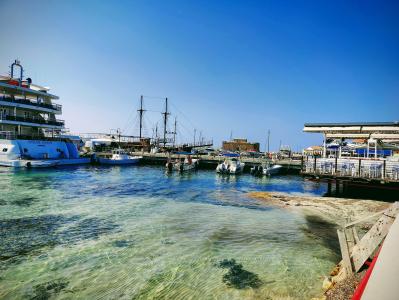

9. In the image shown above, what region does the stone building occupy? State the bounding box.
[222,138,260,152]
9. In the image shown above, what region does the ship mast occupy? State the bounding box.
[162,97,170,148]
[138,95,146,139]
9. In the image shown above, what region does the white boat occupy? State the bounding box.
[216,157,245,174]
[251,163,283,176]
[166,155,199,172]
[264,164,283,175]
[0,60,90,168]
[98,149,142,165]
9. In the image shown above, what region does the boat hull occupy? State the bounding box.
[0,139,90,168]
[251,164,283,176]
[167,159,199,172]
[263,165,283,176]
[216,163,245,174]
[98,157,141,165]
[0,159,59,168]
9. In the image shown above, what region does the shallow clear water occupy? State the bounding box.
[0,165,339,299]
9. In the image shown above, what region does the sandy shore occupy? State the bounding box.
[247,191,392,300]
[247,191,390,226]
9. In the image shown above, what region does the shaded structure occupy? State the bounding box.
[303,122,399,159]
[302,122,399,191]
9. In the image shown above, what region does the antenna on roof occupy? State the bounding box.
[10,59,24,84]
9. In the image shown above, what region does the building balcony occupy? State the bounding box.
[0,131,66,141]
[0,96,62,114]
[0,115,64,128]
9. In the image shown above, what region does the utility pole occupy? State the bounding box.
[230,130,233,141]
[162,97,170,148]
[138,95,146,139]
[194,129,196,146]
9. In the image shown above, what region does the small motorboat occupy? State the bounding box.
[216,154,245,174]
[98,149,142,165]
[251,163,282,176]
[166,155,199,172]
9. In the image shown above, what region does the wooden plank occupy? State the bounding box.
[352,227,360,244]
[346,227,356,252]
[344,210,385,228]
[337,228,352,275]
[351,202,399,272]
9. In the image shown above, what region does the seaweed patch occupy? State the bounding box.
[0,215,119,265]
[218,259,262,289]
[112,239,135,248]
[28,278,69,300]
[13,197,37,207]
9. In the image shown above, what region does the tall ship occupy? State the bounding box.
[0,60,90,167]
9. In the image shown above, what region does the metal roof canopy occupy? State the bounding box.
[303,122,399,141]
[304,122,399,127]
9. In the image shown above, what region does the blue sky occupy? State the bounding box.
[0,0,398,151]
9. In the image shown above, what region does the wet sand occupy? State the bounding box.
[247,191,390,226]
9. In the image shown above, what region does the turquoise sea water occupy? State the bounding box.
[0,166,339,299]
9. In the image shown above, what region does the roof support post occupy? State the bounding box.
[323,134,327,158]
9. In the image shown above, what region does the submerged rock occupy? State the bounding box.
[218,259,262,289]
[218,258,238,268]
[322,276,333,291]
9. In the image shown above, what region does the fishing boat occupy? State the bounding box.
[216,154,245,174]
[251,163,283,176]
[98,149,142,165]
[166,153,199,172]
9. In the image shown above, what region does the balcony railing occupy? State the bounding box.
[303,157,399,181]
[0,96,62,112]
[0,115,64,127]
[0,131,66,141]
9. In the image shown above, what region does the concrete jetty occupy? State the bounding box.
[130,152,302,172]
